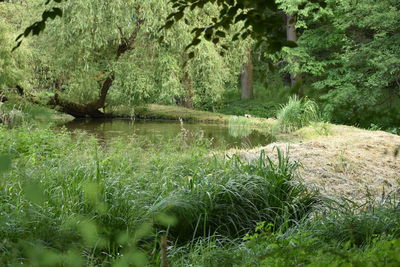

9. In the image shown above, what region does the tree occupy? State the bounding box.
[19,0,327,51]
[0,2,32,93]
[275,0,400,127]
[240,50,254,100]
[9,0,250,117]
[10,0,330,118]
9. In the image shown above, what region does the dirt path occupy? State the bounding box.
[237,125,400,202]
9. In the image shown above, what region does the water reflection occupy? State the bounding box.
[62,119,274,149]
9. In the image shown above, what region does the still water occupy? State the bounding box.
[63,119,274,149]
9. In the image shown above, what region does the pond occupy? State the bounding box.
[63,119,275,149]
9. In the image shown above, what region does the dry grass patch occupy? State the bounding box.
[235,125,400,202]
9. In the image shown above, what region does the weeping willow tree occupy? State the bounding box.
[0,2,32,96]
[21,0,251,117]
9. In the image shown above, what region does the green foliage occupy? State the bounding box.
[0,3,32,91]
[216,73,291,119]
[172,195,400,266]
[23,0,324,53]
[306,197,400,247]
[275,0,400,128]
[15,0,250,109]
[276,96,320,133]
[218,99,279,118]
[165,0,327,54]
[153,149,317,241]
[0,96,61,126]
[170,237,251,267]
[242,196,400,266]
[0,126,315,265]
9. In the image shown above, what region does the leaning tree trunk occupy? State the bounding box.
[286,13,303,96]
[241,50,254,100]
[49,18,144,118]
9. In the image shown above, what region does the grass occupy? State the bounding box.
[153,149,317,242]
[110,104,231,123]
[275,96,320,133]
[110,104,276,127]
[1,120,399,266]
[291,122,333,140]
[0,125,315,266]
[170,195,400,266]
[216,98,279,119]
[0,95,73,126]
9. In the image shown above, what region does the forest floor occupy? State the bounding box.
[234,124,400,203]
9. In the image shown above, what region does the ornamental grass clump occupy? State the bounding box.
[276,95,320,133]
[153,149,318,242]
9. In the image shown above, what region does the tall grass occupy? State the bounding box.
[0,125,317,265]
[0,97,62,127]
[170,194,400,266]
[306,196,400,247]
[153,149,317,242]
[228,116,253,138]
[276,95,320,133]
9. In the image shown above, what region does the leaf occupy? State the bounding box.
[215,30,226,38]
[164,20,174,30]
[174,11,184,21]
[185,38,201,50]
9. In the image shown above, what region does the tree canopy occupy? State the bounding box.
[15,0,327,52]
[1,0,399,127]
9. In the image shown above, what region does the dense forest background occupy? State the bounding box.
[1,0,399,128]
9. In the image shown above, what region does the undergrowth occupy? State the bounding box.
[0,125,316,266]
[1,124,398,266]
[171,195,400,266]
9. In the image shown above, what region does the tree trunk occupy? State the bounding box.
[241,50,254,100]
[49,18,144,118]
[178,54,194,108]
[181,71,193,108]
[286,13,303,95]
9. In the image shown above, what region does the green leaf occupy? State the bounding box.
[215,30,226,38]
